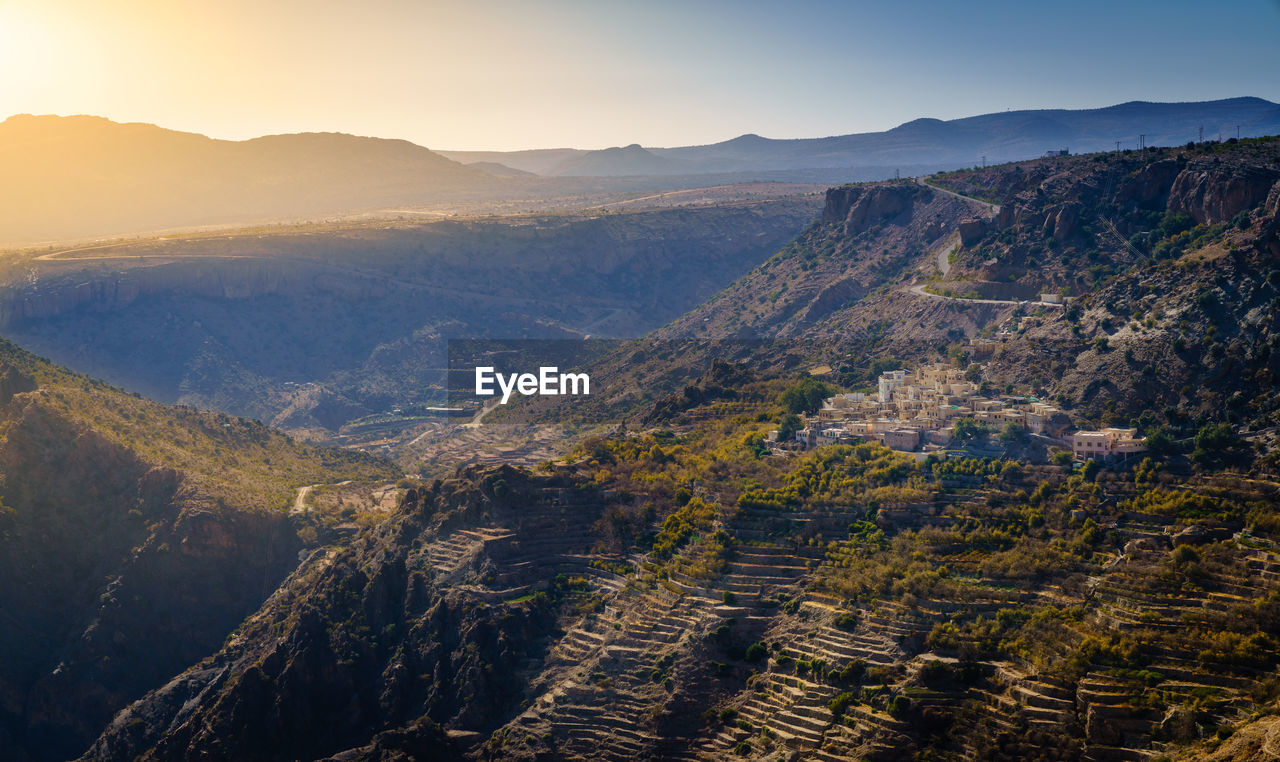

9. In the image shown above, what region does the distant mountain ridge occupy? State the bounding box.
[5,98,1277,243]
[0,114,496,243]
[442,97,1280,177]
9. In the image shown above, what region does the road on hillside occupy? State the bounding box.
[33,234,274,262]
[930,231,960,277]
[915,177,1001,216]
[907,283,1064,308]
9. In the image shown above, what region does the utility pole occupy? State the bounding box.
[1198,126,1203,143]
[1115,141,1121,152]
[895,168,899,180]
[1237,125,1241,139]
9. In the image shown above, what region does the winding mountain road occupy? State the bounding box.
[915,177,1001,216]
[906,177,1065,308]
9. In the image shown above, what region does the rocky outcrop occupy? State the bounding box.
[1167,164,1280,224]
[794,275,867,324]
[81,468,597,762]
[958,218,989,246]
[1050,201,1080,241]
[0,260,296,329]
[823,183,918,233]
[0,365,36,404]
[1260,179,1280,256]
[1114,158,1182,209]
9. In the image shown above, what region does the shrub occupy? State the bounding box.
[838,659,866,683]
[998,422,1026,444]
[744,642,767,663]
[828,691,856,715]
[920,659,954,686]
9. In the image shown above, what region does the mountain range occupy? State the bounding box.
[3,98,1278,245]
[443,97,1280,176]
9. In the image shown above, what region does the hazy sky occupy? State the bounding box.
[1,0,1277,150]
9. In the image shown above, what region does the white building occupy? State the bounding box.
[878,370,908,403]
[1070,428,1147,462]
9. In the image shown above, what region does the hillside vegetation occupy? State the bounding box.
[8,135,1280,762]
[0,340,395,761]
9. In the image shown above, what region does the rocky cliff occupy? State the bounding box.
[82,467,609,761]
[3,199,818,433]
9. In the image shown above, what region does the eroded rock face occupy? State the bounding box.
[958,218,989,246]
[1260,179,1280,256]
[1114,158,1182,209]
[80,468,589,762]
[1052,202,1080,242]
[823,183,918,234]
[1168,164,1280,224]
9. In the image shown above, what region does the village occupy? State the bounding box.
[770,362,1148,464]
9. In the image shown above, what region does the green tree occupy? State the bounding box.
[778,414,803,441]
[953,418,988,442]
[998,421,1026,444]
[779,376,834,415]
[1192,422,1244,468]
[1144,426,1176,455]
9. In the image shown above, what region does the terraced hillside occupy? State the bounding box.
[79,407,1280,761]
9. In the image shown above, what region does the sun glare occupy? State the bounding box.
[0,6,45,80]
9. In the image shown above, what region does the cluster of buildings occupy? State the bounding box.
[769,363,1146,463]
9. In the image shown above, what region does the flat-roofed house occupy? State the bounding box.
[1070,427,1147,462]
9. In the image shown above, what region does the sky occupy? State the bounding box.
[0,0,1277,151]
